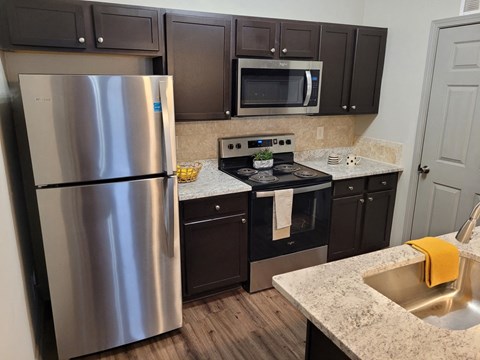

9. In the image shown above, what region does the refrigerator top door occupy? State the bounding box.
[19,75,176,186]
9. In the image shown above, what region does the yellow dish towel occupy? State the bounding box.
[405,237,459,288]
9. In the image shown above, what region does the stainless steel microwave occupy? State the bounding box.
[235,58,322,116]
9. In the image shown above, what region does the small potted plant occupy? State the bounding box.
[252,148,273,169]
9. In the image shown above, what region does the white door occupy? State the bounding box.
[411,23,480,239]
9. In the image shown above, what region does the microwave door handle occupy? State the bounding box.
[303,70,312,107]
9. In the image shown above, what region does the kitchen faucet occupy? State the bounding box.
[456,202,480,244]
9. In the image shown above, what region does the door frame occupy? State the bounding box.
[404,13,480,241]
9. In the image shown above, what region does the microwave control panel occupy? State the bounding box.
[308,70,321,107]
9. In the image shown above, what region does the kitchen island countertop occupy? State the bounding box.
[273,228,480,360]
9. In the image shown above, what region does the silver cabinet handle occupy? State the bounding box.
[360,199,365,203]
[342,105,347,110]
[368,197,374,202]
[282,48,288,54]
[241,218,247,224]
[348,186,354,191]
[303,70,312,106]
[97,37,104,43]
[270,48,276,54]
[215,205,221,211]
[225,110,231,116]
[78,37,85,44]
[351,105,356,110]
[381,181,387,186]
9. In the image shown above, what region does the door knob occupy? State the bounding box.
[282,48,288,54]
[270,48,276,54]
[418,165,430,174]
[97,37,104,43]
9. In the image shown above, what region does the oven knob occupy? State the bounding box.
[286,139,291,145]
[228,144,234,150]
[279,140,285,145]
[236,143,242,149]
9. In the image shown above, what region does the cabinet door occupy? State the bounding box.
[349,28,387,114]
[167,14,231,120]
[328,194,363,262]
[183,214,248,296]
[279,22,319,59]
[92,4,160,51]
[236,19,277,58]
[361,189,395,253]
[7,0,86,49]
[318,24,355,115]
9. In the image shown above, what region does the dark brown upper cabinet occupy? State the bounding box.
[166,12,232,121]
[92,4,160,51]
[319,25,387,115]
[6,0,87,49]
[235,18,319,59]
[1,0,164,56]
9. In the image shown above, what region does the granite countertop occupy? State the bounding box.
[297,156,403,180]
[178,159,251,201]
[272,229,480,360]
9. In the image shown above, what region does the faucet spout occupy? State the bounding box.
[456,202,480,244]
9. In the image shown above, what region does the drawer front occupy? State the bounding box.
[333,178,365,197]
[182,192,248,222]
[366,173,398,192]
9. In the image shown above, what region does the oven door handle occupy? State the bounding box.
[303,70,312,107]
[255,182,331,198]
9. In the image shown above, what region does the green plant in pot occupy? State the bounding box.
[252,148,273,169]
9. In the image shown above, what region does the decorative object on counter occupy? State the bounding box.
[177,162,203,183]
[346,154,361,166]
[252,148,274,169]
[327,153,342,165]
[405,237,459,288]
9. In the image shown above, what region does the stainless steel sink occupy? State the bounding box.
[364,256,480,330]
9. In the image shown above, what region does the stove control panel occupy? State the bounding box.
[219,134,295,158]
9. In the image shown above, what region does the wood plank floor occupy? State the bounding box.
[79,288,306,360]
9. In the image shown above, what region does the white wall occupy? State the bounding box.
[0,56,36,360]
[357,0,461,245]
[86,0,366,24]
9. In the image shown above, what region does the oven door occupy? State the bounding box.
[236,59,321,116]
[249,182,331,261]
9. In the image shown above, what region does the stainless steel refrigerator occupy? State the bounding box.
[18,75,182,359]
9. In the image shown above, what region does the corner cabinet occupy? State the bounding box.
[166,12,232,120]
[327,173,398,262]
[319,25,387,115]
[180,192,248,299]
[235,18,319,59]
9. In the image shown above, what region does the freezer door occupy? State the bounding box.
[36,176,181,359]
[19,75,177,186]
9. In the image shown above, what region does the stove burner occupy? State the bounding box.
[293,170,318,178]
[273,164,301,173]
[249,174,279,183]
[237,168,258,176]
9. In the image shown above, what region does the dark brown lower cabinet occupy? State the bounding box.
[305,320,349,360]
[181,193,248,299]
[328,173,398,262]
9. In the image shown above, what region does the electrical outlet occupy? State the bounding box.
[316,126,324,140]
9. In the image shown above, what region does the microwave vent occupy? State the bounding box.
[460,0,480,15]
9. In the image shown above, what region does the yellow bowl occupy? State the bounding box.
[177,162,203,183]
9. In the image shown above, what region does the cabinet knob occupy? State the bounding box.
[78,37,85,44]
[97,37,104,43]
[351,105,356,110]
[359,199,365,204]
[348,186,354,191]
[342,105,347,110]
[368,197,374,202]
[282,48,288,54]
[381,181,387,186]
[270,48,276,54]
[241,218,247,224]
[215,205,221,211]
[225,110,231,116]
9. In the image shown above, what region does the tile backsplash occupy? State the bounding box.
[176,115,355,161]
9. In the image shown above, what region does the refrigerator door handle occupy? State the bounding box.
[164,176,178,257]
[159,78,177,175]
